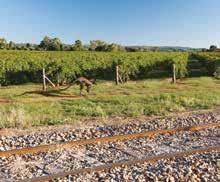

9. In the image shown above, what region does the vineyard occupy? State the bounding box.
[0,51,189,85]
[190,52,220,78]
[0,51,220,86]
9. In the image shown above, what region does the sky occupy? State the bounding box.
[0,0,219,48]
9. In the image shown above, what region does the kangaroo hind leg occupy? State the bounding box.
[80,84,84,96]
[86,85,91,93]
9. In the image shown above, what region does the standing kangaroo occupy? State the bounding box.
[65,77,96,96]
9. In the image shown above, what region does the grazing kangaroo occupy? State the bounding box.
[65,77,96,96]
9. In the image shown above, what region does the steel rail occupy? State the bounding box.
[0,123,219,157]
[21,145,220,182]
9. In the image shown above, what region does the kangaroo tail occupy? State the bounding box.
[61,79,78,91]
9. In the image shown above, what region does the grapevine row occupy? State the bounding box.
[190,52,220,78]
[0,51,188,85]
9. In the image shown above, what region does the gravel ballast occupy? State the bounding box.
[0,128,219,181]
[0,112,219,151]
[0,112,219,181]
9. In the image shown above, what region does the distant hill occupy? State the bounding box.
[124,45,203,52]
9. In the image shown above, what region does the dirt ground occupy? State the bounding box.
[0,109,218,137]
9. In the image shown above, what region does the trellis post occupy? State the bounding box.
[116,65,119,85]
[42,68,47,91]
[42,68,56,91]
[172,64,176,84]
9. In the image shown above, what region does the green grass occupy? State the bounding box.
[0,77,220,128]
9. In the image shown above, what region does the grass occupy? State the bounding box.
[0,77,220,128]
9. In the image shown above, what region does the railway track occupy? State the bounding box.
[0,123,219,157]
[0,122,219,181]
[21,145,220,182]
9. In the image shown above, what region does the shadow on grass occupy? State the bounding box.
[0,99,12,104]
[19,88,81,98]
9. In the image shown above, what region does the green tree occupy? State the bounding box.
[209,45,217,52]
[106,43,125,52]
[8,41,15,50]
[26,43,31,48]
[63,45,72,51]
[73,40,84,51]
[39,36,63,51]
[48,38,62,51]
[89,40,107,51]
[0,38,7,49]
[39,36,51,50]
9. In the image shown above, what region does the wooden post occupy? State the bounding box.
[116,65,119,85]
[42,68,47,91]
[172,64,176,84]
[118,74,123,84]
[45,76,56,88]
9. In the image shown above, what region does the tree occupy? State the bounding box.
[0,38,7,49]
[72,40,84,51]
[63,44,72,51]
[89,40,98,51]
[39,36,51,50]
[39,36,63,51]
[151,47,160,52]
[48,38,62,51]
[89,40,107,51]
[210,45,217,52]
[8,41,15,50]
[26,43,31,48]
[106,43,125,52]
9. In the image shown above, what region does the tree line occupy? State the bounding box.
[0,36,210,52]
[0,36,129,52]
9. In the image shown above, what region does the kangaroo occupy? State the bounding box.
[66,77,96,96]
